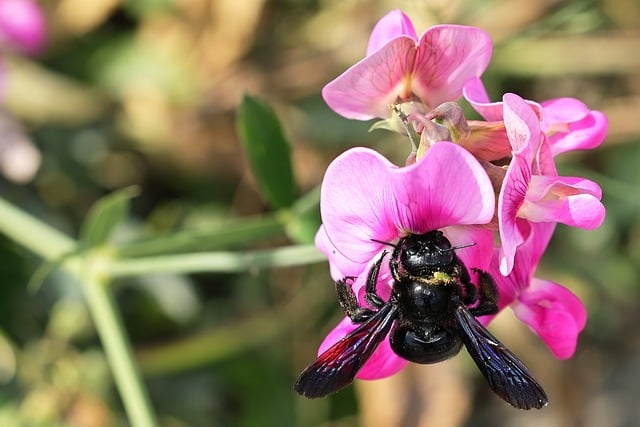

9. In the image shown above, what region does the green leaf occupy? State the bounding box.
[237,94,297,209]
[79,186,139,250]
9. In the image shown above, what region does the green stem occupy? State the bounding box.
[0,198,158,427]
[109,244,326,277]
[80,266,158,427]
[0,197,75,258]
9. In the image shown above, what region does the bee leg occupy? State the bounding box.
[468,268,499,317]
[336,277,376,324]
[364,250,388,309]
[457,260,477,305]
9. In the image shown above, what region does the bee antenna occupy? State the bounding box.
[371,238,396,248]
[444,242,476,252]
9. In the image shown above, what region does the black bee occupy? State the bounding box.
[294,230,547,410]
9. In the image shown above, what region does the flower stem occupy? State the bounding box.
[80,265,158,427]
[108,244,326,277]
[0,197,158,427]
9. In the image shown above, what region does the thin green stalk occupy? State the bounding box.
[0,197,158,427]
[80,263,158,427]
[0,198,75,258]
[117,213,285,258]
[108,244,326,277]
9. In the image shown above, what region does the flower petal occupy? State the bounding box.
[442,225,494,272]
[521,175,605,229]
[411,26,492,109]
[322,37,417,120]
[366,9,417,56]
[463,77,504,121]
[497,153,531,275]
[503,93,542,158]
[551,112,608,156]
[388,141,495,234]
[541,98,607,156]
[320,147,403,270]
[513,279,587,359]
[315,225,360,280]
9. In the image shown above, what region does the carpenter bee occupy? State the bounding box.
[294,230,547,410]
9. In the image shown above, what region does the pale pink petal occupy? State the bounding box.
[549,111,608,156]
[521,175,605,229]
[389,142,495,233]
[541,98,590,123]
[513,279,587,359]
[320,148,403,269]
[503,93,542,158]
[541,98,607,156]
[315,225,362,281]
[318,316,408,380]
[411,26,492,109]
[322,37,417,120]
[366,9,417,56]
[497,153,531,275]
[462,77,504,121]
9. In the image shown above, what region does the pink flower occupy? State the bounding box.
[489,223,587,359]
[0,0,47,55]
[315,142,496,379]
[497,93,605,275]
[322,10,492,120]
[463,78,607,157]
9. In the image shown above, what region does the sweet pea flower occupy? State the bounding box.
[463,77,607,157]
[315,142,496,379]
[489,223,587,359]
[498,93,605,275]
[322,10,492,120]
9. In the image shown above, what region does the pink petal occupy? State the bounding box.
[366,9,417,56]
[320,147,404,269]
[527,222,556,267]
[411,25,492,109]
[497,153,531,275]
[549,111,608,156]
[521,175,605,229]
[442,225,495,272]
[513,279,587,359]
[315,225,362,280]
[322,37,417,120]
[320,144,495,272]
[462,77,504,121]
[388,142,495,233]
[503,93,542,158]
[319,316,408,380]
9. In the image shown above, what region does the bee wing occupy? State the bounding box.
[455,305,548,409]
[294,304,398,398]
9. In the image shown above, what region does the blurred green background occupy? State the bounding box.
[1,0,639,426]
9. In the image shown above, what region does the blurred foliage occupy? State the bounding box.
[1,0,640,426]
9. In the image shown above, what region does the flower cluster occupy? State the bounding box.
[315,10,606,379]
